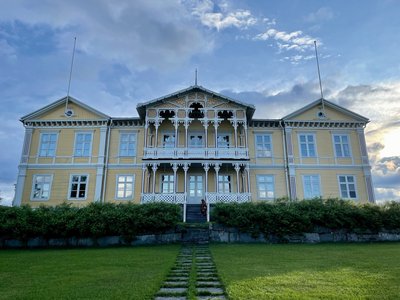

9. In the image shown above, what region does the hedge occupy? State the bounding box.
[0,202,181,242]
[211,199,400,237]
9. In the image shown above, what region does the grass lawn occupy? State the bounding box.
[211,243,400,299]
[0,245,180,299]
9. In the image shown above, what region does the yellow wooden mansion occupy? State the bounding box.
[13,85,375,221]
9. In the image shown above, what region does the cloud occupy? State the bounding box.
[0,0,213,71]
[190,0,257,30]
[305,7,334,23]
[254,28,319,52]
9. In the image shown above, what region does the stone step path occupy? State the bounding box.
[154,245,226,300]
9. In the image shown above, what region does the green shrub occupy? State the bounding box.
[211,199,400,237]
[0,202,182,241]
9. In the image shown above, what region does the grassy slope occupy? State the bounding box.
[0,245,180,300]
[211,243,400,299]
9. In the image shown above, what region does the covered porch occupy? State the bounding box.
[140,161,251,222]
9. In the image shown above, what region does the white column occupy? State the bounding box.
[245,163,251,195]
[184,120,189,153]
[94,126,108,202]
[183,163,189,222]
[172,163,178,194]
[233,120,238,148]
[146,171,151,193]
[13,167,27,207]
[144,122,148,148]
[152,163,158,194]
[154,122,159,148]
[13,127,33,206]
[214,120,218,148]
[244,124,248,150]
[141,164,146,198]
[174,120,178,148]
[203,163,210,222]
[214,163,220,194]
[234,163,240,195]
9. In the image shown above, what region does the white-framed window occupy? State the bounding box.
[189,175,203,197]
[218,175,231,193]
[39,133,58,157]
[74,132,92,157]
[161,174,174,194]
[256,175,274,199]
[119,132,137,156]
[302,175,321,199]
[116,175,135,200]
[31,174,53,201]
[162,133,175,148]
[299,134,316,157]
[68,174,89,200]
[338,175,357,199]
[189,134,204,147]
[217,134,230,148]
[333,134,351,157]
[255,134,272,157]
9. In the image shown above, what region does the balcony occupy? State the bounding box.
[140,192,251,204]
[143,147,249,159]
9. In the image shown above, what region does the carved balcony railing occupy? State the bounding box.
[141,192,251,204]
[143,147,249,159]
[141,193,186,204]
[205,193,251,203]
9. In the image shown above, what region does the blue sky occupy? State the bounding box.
[0,0,399,204]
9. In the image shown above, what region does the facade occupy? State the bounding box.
[13,85,375,221]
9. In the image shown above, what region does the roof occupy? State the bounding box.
[20,96,110,122]
[282,98,369,123]
[136,85,256,120]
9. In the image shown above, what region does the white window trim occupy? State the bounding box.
[73,131,93,157]
[302,174,322,199]
[161,130,176,148]
[38,132,59,158]
[160,173,175,194]
[218,173,232,193]
[119,131,138,157]
[217,132,232,148]
[188,174,204,197]
[188,131,205,148]
[298,133,317,158]
[68,174,90,200]
[115,174,135,200]
[30,174,53,201]
[254,133,273,158]
[256,174,275,200]
[337,174,358,200]
[332,134,352,158]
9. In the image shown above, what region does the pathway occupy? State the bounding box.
[155,245,226,300]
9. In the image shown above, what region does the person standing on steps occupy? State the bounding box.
[200,199,207,216]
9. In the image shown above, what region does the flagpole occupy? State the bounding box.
[65,37,77,114]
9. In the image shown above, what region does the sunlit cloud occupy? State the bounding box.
[190,0,257,30]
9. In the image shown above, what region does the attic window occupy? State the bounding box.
[317,110,326,119]
[189,103,204,119]
[64,108,74,117]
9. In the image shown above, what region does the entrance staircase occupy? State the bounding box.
[186,204,207,223]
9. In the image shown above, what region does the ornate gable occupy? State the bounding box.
[21,96,109,123]
[283,98,369,123]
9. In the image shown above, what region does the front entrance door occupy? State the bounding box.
[187,175,203,204]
